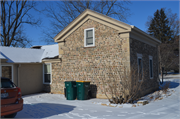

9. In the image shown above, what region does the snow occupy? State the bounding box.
[40,44,59,59]
[16,74,180,119]
[0,53,6,59]
[0,46,44,63]
[0,44,59,63]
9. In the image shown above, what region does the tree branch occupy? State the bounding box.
[106,0,116,15]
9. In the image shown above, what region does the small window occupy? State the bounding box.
[43,63,51,84]
[84,28,95,47]
[149,56,153,79]
[137,53,143,80]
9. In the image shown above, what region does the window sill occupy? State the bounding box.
[83,46,96,48]
[43,83,51,85]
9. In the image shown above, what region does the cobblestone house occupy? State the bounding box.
[44,9,161,98]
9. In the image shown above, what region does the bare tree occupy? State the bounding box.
[1,0,40,47]
[43,0,131,44]
[166,8,180,40]
[159,37,179,73]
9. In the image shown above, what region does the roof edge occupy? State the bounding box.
[1,62,42,64]
[54,9,132,42]
[131,25,161,44]
[53,9,89,40]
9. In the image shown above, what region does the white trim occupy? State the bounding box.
[0,64,14,82]
[149,55,153,79]
[149,55,153,59]
[131,25,161,44]
[137,53,143,81]
[84,28,95,47]
[137,53,142,58]
[43,63,52,84]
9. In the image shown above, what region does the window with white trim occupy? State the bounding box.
[137,53,143,80]
[84,28,95,47]
[149,55,153,79]
[43,63,51,84]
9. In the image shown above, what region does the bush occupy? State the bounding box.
[100,61,146,104]
[160,81,170,94]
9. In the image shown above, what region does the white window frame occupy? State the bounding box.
[43,63,52,84]
[84,28,95,47]
[149,55,153,79]
[137,53,143,81]
[0,64,14,82]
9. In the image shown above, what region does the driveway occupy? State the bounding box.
[16,74,180,119]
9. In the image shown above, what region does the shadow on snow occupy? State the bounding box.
[16,103,76,118]
[160,80,179,89]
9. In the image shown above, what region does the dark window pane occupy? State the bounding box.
[138,58,143,80]
[86,30,93,38]
[44,74,51,83]
[87,37,93,45]
[150,59,153,77]
[44,64,50,74]
[138,59,141,66]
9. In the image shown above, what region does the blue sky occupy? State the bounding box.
[24,0,179,47]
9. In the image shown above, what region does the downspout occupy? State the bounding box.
[17,64,21,87]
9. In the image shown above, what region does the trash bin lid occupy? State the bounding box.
[64,81,76,83]
[76,81,91,82]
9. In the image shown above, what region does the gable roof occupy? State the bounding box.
[0,44,59,63]
[54,9,161,44]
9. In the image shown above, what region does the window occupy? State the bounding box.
[137,53,143,80]
[0,64,13,82]
[43,63,51,84]
[84,28,95,47]
[149,56,153,79]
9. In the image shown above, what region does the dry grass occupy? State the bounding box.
[154,91,161,101]
[149,96,153,99]
[168,94,172,96]
[132,105,136,107]
[159,97,163,100]
[101,103,108,106]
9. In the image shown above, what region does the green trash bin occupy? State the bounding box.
[65,81,77,100]
[76,81,90,100]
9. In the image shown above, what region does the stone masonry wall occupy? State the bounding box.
[130,38,159,96]
[47,19,130,98]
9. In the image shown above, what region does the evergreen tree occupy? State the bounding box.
[148,8,173,43]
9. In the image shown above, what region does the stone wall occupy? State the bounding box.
[130,38,159,96]
[47,19,130,98]
[43,19,160,99]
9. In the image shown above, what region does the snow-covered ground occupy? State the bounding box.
[16,74,180,119]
